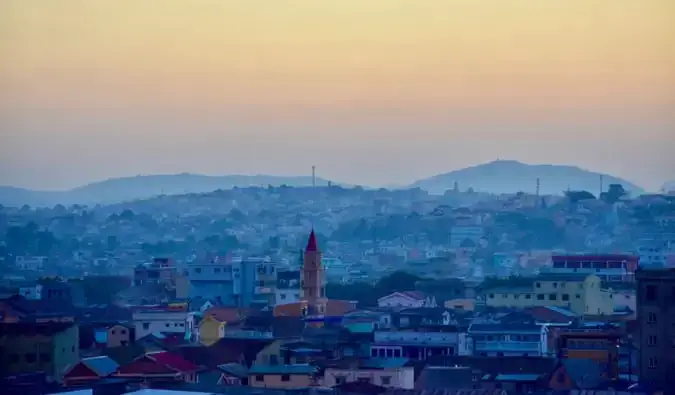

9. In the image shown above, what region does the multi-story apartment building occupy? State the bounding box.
[636,267,675,390]
[187,256,254,307]
[484,273,614,316]
[275,269,301,306]
[468,322,549,357]
[547,254,638,282]
[253,258,277,306]
[370,327,470,359]
[556,327,621,379]
[134,258,178,290]
[132,307,194,341]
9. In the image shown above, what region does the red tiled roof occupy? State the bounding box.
[306,230,318,252]
[117,352,198,376]
[147,351,199,372]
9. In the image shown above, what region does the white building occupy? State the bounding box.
[322,358,416,389]
[18,283,43,300]
[468,322,549,357]
[377,291,437,309]
[15,256,47,271]
[132,309,193,340]
[370,328,470,359]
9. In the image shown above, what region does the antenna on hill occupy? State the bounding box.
[599,175,604,196]
[312,165,316,189]
[536,177,540,197]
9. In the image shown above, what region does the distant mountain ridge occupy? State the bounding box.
[662,180,675,193]
[0,173,343,207]
[408,160,645,196]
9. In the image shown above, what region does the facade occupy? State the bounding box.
[636,267,675,390]
[370,329,469,359]
[322,358,415,389]
[275,269,301,306]
[134,258,178,289]
[93,324,132,348]
[0,322,79,381]
[556,328,621,379]
[484,274,614,316]
[468,323,549,357]
[248,364,316,389]
[18,283,42,300]
[132,309,191,341]
[187,256,256,307]
[548,254,638,282]
[253,258,277,306]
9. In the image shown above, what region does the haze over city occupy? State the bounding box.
[1,1,674,191]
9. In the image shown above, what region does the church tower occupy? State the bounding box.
[301,230,326,315]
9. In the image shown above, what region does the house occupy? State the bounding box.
[468,322,549,357]
[248,363,317,389]
[0,322,79,381]
[90,324,132,349]
[483,273,614,316]
[17,282,43,300]
[371,326,469,359]
[116,350,200,383]
[215,362,249,385]
[0,295,76,323]
[377,292,437,309]
[197,307,244,346]
[320,357,416,389]
[63,356,120,386]
[556,327,621,379]
[132,308,192,341]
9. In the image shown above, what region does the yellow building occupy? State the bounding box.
[484,274,614,316]
[198,315,225,346]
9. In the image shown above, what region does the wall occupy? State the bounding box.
[106,325,131,348]
[133,311,188,340]
[323,367,415,389]
[53,325,80,380]
[198,316,224,346]
[249,374,313,389]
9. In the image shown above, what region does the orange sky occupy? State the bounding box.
[1,1,674,190]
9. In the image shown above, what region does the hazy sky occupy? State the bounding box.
[1,1,674,191]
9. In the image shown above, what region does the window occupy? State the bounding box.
[166,323,170,327]
[648,335,658,346]
[648,357,658,369]
[121,329,127,335]
[111,330,116,335]
[195,268,202,274]
[214,268,221,274]
[646,285,657,301]
[549,294,557,301]
[143,323,150,330]
[552,282,558,288]
[562,294,570,301]
[497,352,504,357]
[537,294,545,300]
[25,353,36,363]
[525,294,532,299]
[535,283,541,288]
[40,353,51,362]
[255,375,265,382]
[560,282,566,288]
[381,376,392,386]
[488,294,494,299]
[280,293,287,300]
[281,374,290,382]
[648,312,658,324]
[578,284,584,289]
[575,294,581,299]
[335,376,347,385]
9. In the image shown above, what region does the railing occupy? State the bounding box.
[474,341,540,351]
[223,330,274,339]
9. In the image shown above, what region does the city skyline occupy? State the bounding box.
[1,1,673,191]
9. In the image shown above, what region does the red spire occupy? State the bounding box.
[305,229,318,252]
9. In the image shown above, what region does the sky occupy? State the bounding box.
[1,0,674,191]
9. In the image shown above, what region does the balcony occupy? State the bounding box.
[474,341,540,351]
[223,329,274,339]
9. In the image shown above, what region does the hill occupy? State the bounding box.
[408,160,644,196]
[0,173,343,207]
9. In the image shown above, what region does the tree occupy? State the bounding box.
[565,190,595,204]
[602,184,627,204]
[119,209,136,221]
[376,271,422,294]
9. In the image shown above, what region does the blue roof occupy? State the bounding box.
[81,356,119,377]
[545,306,577,317]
